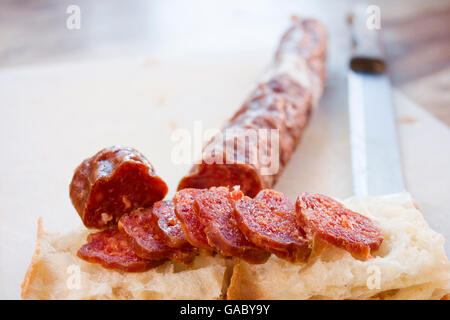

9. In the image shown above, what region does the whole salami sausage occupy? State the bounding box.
[178,18,327,197]
[70,146,168,229]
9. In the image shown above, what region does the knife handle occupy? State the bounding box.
[348,4,386,74]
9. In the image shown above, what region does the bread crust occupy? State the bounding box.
[22,193,450,300]
[227,260,264,300]
[227,193,450,300]
[21,219,228,300]
[21,217,47,299]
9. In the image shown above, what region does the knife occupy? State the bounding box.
[347,5,405,196]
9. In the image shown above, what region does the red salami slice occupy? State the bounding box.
[151,200,192,249]
[173,188,213,251]
[296,193,383,259]
[234,189,311,262]
[118,208,196,264]
[193,187,270,264]
[77,229,164,272]
[70,146,168,229]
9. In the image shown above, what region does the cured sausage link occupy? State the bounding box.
[70,146,168,229]
[177,18,327,197]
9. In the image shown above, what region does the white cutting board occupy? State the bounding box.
[0,53,449,299]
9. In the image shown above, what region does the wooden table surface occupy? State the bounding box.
[0,0,449,125]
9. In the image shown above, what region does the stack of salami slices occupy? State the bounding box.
[70,146,383,272]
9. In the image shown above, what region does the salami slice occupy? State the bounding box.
[77,229,164,272]
[150,200,192,249]
[173,188,213,251]
[118,208,196,264]
[177,18,327,197]
[193,187,270,264]
[70,146,168,229]
[296,193,383,259]
[234,189,311,262]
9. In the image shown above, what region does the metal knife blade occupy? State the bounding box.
[348,71,404,196]
[348,5,405,196]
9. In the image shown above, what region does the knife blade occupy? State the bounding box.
[348,5,405,196]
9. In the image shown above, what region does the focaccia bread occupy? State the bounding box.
[21,219,232,300]
[227,193,450,299]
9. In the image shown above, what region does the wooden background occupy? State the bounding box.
[0,0,449,124]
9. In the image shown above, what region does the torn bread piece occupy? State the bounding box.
[22,193,449,300]
[228,193,450,300]
[21,219,231,300]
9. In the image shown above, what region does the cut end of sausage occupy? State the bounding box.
[177,163,263,198]
[70,146,168,229]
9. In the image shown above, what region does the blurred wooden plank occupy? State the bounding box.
[387,37,450,85]
[400,67,450,126]
[383,6,450,85]
[382,4,450,125]
[0,0,448,124]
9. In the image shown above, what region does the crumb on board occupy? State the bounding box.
[156,96,166,106]
[169,120,179,131]
[398,116,418,124]
[142,57,157,68]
